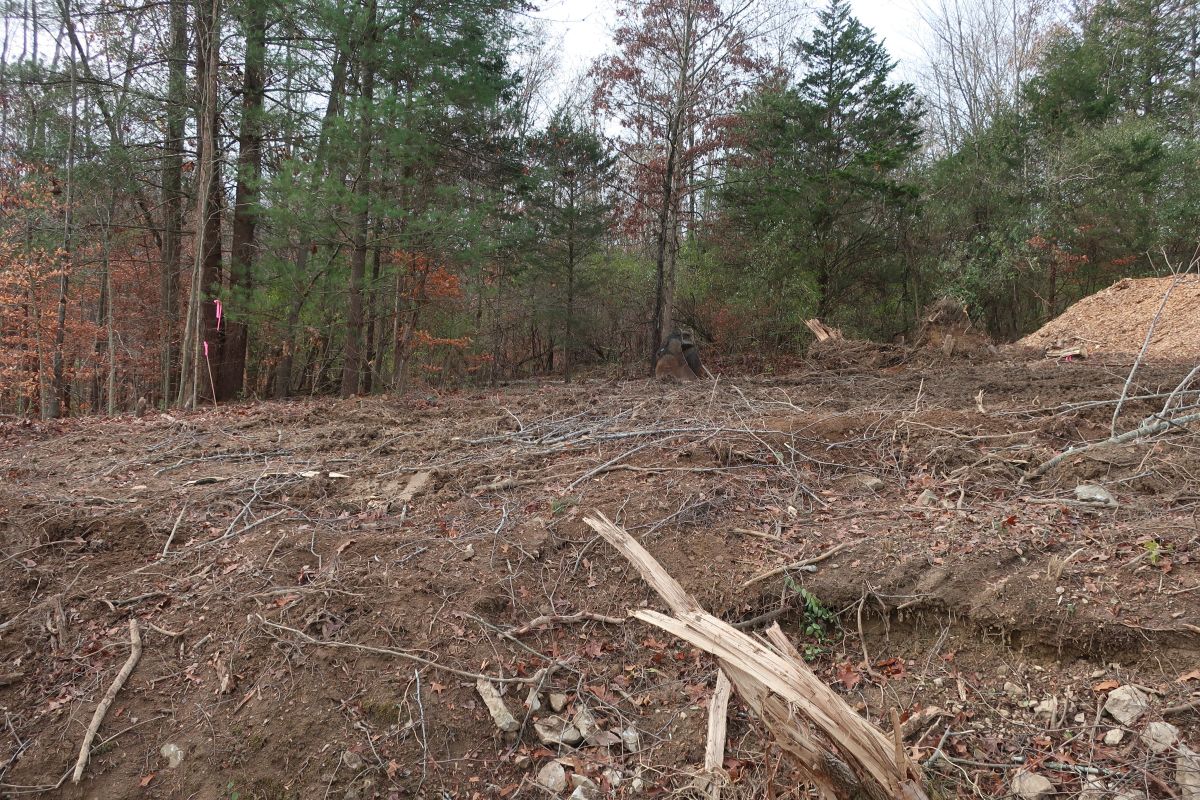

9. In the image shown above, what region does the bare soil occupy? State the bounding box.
[1,354,1198,800]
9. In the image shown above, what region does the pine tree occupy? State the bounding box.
[720,0,922,331]
[525,111,616,382]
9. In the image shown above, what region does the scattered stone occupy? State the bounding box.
[525,687,542,713]
[1073,713,1087,724]
[1103,729,1125,746]
[549,692,569,712]
[1104,685,1151,725]
[586,729,623,748]
[462,543,475,560]
[572,706,599,739]
[534,715,583,747]
[860,476,885,491]
[342,750,364,771]
[620,726,641,753]
[1080,777,1107,800]
[570,774,599,791]
[602,768,623,788]
[569,786,602,800]
[537,761,568,793]
[916,489,940,507]
[1004,681,1026,698]
[1075,484,1117,508]
[476,678,520,732]
[1010,770,1055,799]
[159,743,184,769]
[1178,746,1200,800]
[1141,721,1180,754]
[1033,697,1058,718]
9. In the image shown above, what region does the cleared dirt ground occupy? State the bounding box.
[2,351,1198,799]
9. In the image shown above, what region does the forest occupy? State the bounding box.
[0,0,1198,414]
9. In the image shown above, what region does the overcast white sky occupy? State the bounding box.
[531,0,928,82]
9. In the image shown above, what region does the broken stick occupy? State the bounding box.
[72,618,142,783]
[703,669,733,800]
[584,512,926,800]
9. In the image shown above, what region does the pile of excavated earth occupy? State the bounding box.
[1020,275,1200,360]
[2,350,1199,799]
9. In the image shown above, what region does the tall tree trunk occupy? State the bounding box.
[363,214,384,393]
[48,0,78,419]
[341,0,378,397]
[222,0,267,400]
[177,0,220,408]
[160,0,186,405]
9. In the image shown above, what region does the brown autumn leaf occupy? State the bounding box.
[139,773,155,787]
[834,661,862,690]
[1177,669,1200,683]
[1092,679,1120,692]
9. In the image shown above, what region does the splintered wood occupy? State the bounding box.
[584,512,927,800]
[805,319,843,342]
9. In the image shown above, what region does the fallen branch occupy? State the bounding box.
[506,611,627,637]
[741,540,853,588]
[1023,410,1200,482]
[255,616,538,684]
[585,512,927,800]
[72,619,142,783]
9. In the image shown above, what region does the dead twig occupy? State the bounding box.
[741,540,854,588]
[506,611,627,637]
[72,619,142,783]
[255,616,539,684]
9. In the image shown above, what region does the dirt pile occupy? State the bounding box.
[1020,275,1200,359]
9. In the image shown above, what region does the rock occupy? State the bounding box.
[159,743,184,769]
[569,785,602,800]
[476,678,520,732]
[620,726,641,753]
[1141,721,1179,754]
[525,687,542,713]
[860,476,885,491]
[586,729,623,748]
[1003,681,1026,698]
[341,750,364,771]
[1104,685,1151,725]
[570,774,599,791]
[537,761,568,793]
[534,715,583,747]
[1075,483,1117,508]
[1103,728,1125,746]
[602,768,623,788]
[1080,777,1107,800]
[549,692,568,712]
[1033,697,1058,718]
[1178,745,1200,800]
[572,706,599,739]
[1010,770,1055,799]
[916,489,940,507]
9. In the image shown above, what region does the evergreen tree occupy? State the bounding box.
[525,111,616,382]
[719,0,923,334]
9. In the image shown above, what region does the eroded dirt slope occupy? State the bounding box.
[1,357,1198,799]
